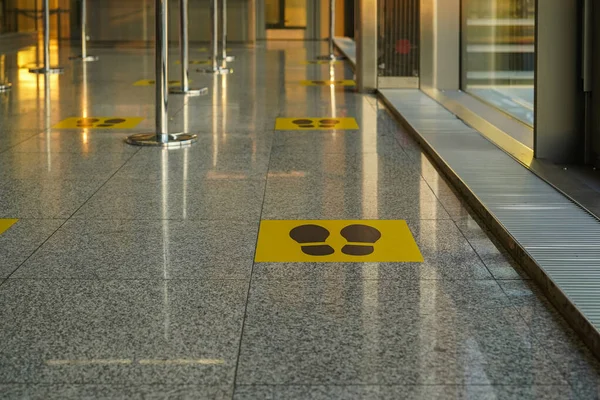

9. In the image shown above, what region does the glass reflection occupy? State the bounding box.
[462,0,535,127]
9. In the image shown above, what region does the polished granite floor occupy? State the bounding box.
[0,41,600,399]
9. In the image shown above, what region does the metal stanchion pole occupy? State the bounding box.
[70,0,98,61]
[126,0,197,147]
[171,0,208,95]
[29,0,64,74]
[0,55,11,92]
[221,0,234,62]
[317,0,345,61]
[201,0,230,74]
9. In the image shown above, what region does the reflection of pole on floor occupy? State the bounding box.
[201,0,230,74]
[0,55,11,92]
[29,0,64,74]
[221,0,234,62]
[70,0,98,61]
[125,0,197,147]
[317,0,345,61]
[171,0,208,95]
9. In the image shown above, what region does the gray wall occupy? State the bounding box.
[87,0,253,43]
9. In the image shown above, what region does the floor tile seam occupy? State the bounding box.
[232,135,275,389]
[0,148,143,282]
[231,383,573,387]
[0,130,50,156]
[63,218,263,222]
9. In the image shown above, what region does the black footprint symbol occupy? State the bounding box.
[289,224,335,256]
[96,118,126,127]
[318,119,339,128]
[292,119,315,128]
[76,118,100,127]
[340,224,382,256]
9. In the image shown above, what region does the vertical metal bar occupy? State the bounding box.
[583,0,592,163]
[81,0,87,58]
[43,0,49,71]
[156,0,169,141]
[211,0,218,71]
[222,0,227,60]
[329,0,334,57]
[180,0,189,90]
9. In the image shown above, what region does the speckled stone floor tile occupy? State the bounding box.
[0,384,232,400]
[0,279,247,385]
[0,178,105,219]
[71,176,265,221]
[233,384,576,400]
[0,218,64,278]
[237,279,564,386]
[13,219,258,279]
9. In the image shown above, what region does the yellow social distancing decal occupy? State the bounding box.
[53,117,144,129]
[255,220,423,263]
[0,219,18,235]
[275,117,359,130]
[300,80,356,87]
[134,79,188,87]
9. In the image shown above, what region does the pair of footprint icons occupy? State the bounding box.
[76,118,126,128]
[292,119,339,129]
[289,224,382,256]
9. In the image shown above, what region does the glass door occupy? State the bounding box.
[266,0,306,29]
[461,0,535,127]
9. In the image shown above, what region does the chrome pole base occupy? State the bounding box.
[169,87,208,96]
[200,67,231,74]
[0,82,12,92]
[29,66,64,74]
[69,55,99,62]
[125,133,197,148]
[316,54,346,61]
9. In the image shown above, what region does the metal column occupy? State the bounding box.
[202,0,230,74]
[0,55,11,92]
[29,0,64,74]
[171,0,208,95]
[221,0,235,62]
[126,0,197,147]
[70,0,98,61]
[318,0,345,60]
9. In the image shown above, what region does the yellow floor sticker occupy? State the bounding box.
[133,79,189,86]
[275,117,359,130]
[300,80,356,86]
[53,117,144,129]
[0,219,18,235]
[304,60,340,65]
[256,220,423,262]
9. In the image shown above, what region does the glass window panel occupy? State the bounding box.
[462,0,535,127]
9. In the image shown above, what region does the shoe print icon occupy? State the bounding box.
[289,224,335,256]
[289,223,382,257]
[340,224,382,256]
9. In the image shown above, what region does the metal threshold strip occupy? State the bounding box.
[378,89,600,359]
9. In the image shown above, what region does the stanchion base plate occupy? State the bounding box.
[200,67,231,75]
[0,82,12,92]
[169,87,209,96]
[69,55,99,62]
[29,66,64,74]
[125,133,197,148]
[316,55,346,61]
